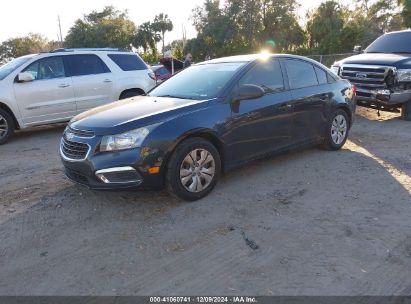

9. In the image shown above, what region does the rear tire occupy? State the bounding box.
[401,101,411,121]
[0,109,15,145]
[322,109,349,150]
[166,137,221,201]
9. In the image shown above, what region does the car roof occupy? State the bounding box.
[198,53,327,69]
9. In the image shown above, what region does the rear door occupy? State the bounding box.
[225,59,294,164]
[13,55,76,125]
[64,54,115,112]
[282,59,331,143]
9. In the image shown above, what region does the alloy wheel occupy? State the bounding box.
[180,149,216,193]
[331,114,347,145]
[0,114,8,140]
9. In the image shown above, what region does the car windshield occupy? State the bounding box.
[149,62,246,100]
[0,55,34,80]
[365,32,411,54]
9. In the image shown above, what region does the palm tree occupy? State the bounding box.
[152,13,174,54]
[134,22,160,55]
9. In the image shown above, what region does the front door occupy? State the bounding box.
[225,59,294,165]
[13,56,76,125]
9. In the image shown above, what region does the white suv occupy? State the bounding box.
[0,48,157,144]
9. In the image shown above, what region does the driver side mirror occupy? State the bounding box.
[17,72,35,83]
[233,84,265,102]
[353,45,363,54]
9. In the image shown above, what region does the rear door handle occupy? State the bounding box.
[58,84,70,88]
[103,79,113,83]
[319,94,329,102]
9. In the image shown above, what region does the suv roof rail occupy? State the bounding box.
[49,48,130,53]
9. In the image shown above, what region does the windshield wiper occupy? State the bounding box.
[154,94,196,100]
[390,51,411,54]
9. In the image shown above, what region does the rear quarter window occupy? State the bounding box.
[108,54,148,71]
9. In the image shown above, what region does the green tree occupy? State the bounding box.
[260,0,304,52]
[398,0,411,27]
[152,13,173,54]
[65,6,136,49]
[134,21,160,56]
[306,1,345,54]
[0,33,51,63]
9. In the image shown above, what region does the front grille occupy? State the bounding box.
[67,126,94,138]
[340,64,394,100]
[61,138,89,160]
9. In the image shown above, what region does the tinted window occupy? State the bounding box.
[65,54,110,76]
[149,62,246,100]
[314,66,328,84]
[239,59,284,93]
[23,56,65,80]
[108,54,148,71]
[365,32,411,54]
[285,59,318,89]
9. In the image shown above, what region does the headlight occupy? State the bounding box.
[100,127,150,152]
[330,65,340,76]
[396,69,411,82]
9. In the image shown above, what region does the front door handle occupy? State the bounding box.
[58,84,70,88]
[103,79,113,83]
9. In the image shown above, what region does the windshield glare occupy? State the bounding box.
[0,55,34,80]
[149,62,246,100]
[365,32,411,54]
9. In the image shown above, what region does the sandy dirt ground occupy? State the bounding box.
[0,108,410,295]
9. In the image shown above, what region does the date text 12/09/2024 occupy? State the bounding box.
[149,297,257,303]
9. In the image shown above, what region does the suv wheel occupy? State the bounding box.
[0,109,15,145]
[166,137,221,201]
[401,101,411,121]
[322,109,349,150]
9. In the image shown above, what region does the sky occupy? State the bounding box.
[0,0,342,45]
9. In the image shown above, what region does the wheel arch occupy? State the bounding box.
[333,104,353,127]
[0,102,20,129]
[162,128,226,177]
[119,88,146,99]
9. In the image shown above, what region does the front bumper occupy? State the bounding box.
[60,137,164,190]
[357,88,411,108]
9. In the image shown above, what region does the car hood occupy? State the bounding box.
[70,96,210,135]
[339,53,411,68]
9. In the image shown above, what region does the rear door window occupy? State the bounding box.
[284,59,318,89]
[65,54,110,77]
[108,54,148,71]
[314,66,328,85]
[239,59,285,93]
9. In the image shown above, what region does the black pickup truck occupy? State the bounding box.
[331,30,411,120]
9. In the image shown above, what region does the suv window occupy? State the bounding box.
[23,56,65,80]
[239,59,284,93]
[285,59,318,89]
[108,54,148,71]
[314,66,328,84]
[65,54,110,76]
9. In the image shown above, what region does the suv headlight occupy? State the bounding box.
[396,69,411,82]
[100,127,150,152]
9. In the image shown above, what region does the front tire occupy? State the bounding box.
[401,101,411,121]
[0,109,15,145]
[322,109,349,150]
[166,137,221,201]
